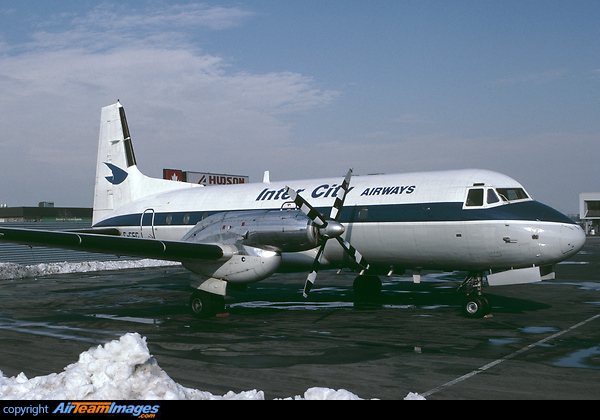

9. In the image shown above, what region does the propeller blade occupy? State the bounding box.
[329,168,352,221]
[335,236,370,271]
[304,244,325,298]
[285,186,327,227]
[290,169,369,298]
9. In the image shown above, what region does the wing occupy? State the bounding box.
[0,227,226,262]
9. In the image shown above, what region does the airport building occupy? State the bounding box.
[580,193,600,235]
[0,204,118,265]
[0,202,91,223]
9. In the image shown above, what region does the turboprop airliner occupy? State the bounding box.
[0,102,586,318]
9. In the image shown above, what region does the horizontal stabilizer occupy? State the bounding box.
[0,227,225,262]
[487,266,542,286]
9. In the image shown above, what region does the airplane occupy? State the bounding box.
[0,102,586,318]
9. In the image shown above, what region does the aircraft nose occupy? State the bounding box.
[560,224,586,256]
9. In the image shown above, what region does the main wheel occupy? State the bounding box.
[189,290,224,319]
[353,275,382,302]
[462,293,490,318]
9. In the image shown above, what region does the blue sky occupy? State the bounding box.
[0,1,598,214]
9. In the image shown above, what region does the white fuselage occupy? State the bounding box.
[92,168,586,278]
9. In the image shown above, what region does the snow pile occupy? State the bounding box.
[0,260,180,280]
[286,388,363,400]
[287,388,425,400]
[0,333,261,400]
[0,333,425,400]
[404,392,427,400]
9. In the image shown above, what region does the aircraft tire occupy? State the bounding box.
[353,275,382,302]
[189,290,224,319]
[462,293,490,318]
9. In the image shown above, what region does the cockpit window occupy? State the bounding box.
[496,188,529,202]
[487,189,499,204]
[465,187,529,208]
[466,189,484,207]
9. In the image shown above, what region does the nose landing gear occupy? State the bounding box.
[458,273,491,318]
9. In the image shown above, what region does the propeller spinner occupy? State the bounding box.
[285,169,370,297]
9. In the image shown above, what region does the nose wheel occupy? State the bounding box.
[458,273,492,318]
[462,293,491,318]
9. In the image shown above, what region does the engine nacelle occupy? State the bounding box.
[184,247,282,285]
[180,209,322,285]
[181,209,319,252]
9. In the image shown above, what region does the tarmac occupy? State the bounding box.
[0,237,598,400]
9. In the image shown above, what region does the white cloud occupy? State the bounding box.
[8,3,252,55]
[82,3,253,31]
[0,4,338,206]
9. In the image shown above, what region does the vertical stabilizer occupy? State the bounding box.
[92,102,197,226]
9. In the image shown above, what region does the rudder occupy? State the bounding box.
[92,102,197,226]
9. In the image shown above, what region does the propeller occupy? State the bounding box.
[285,169,370,297]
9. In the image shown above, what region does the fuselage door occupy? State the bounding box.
[463,187,504,264]
[141,208,156,239]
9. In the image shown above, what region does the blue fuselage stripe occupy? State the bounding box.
[93,200,575,229]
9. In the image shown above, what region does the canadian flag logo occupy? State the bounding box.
[164,169,183,182]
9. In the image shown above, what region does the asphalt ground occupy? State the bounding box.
[0,237,598,400]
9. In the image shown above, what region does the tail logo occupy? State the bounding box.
[104,162,128,185]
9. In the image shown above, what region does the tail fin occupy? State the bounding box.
[92,102,196,225]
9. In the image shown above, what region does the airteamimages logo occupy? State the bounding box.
[52,402,160,418]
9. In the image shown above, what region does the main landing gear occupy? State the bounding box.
[352,274,382,302]
[189,290,225,319]
[353,272,493,318]
[458,273,491,318]
[188,272,493,319]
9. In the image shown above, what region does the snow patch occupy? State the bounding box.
[0,259,180,280]
[0,333,425,400]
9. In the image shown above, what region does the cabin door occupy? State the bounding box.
[140,208,156,239]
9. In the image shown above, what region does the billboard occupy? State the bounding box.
[186,171,249,186]
[163,169,249,186]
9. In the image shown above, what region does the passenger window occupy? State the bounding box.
[487,189,499,204]
[466,189,484,207]
[358,207,368,221]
